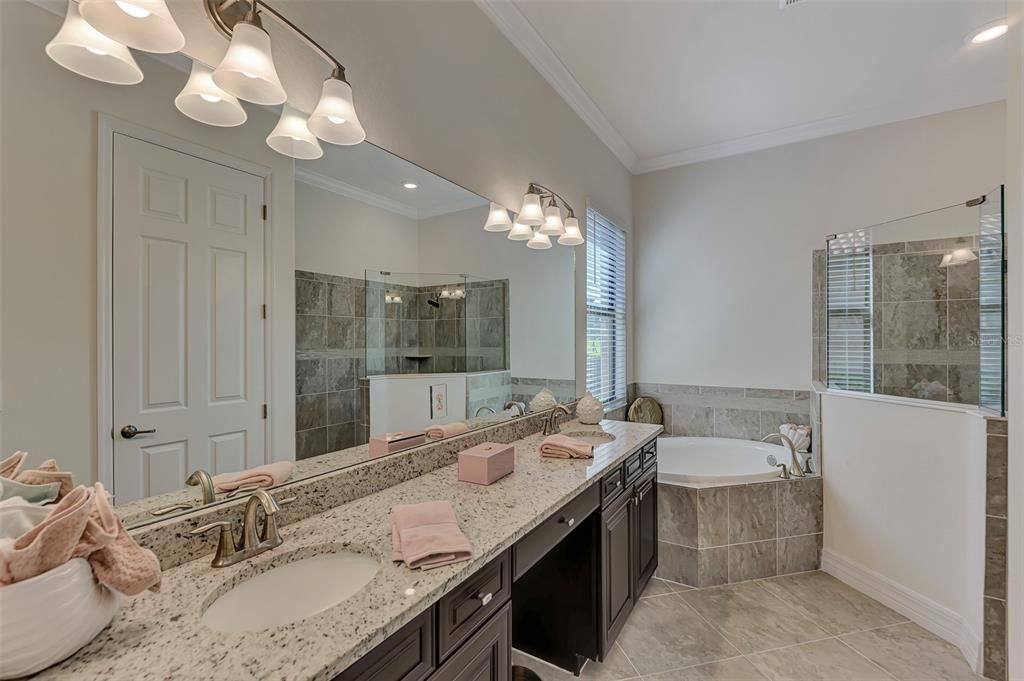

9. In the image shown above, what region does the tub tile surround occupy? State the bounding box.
[39,420,662,681]
[628,383,812,442]
[131,405,575,569]
[657,476,823,588]
[982,416,1008,680]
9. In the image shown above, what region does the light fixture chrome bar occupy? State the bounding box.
[529,182,577,217]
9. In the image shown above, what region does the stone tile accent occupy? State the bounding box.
[982,416,1008,681]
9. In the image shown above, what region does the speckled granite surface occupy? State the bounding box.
[37,420,661,681]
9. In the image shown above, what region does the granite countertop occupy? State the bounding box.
[39,419,662,681]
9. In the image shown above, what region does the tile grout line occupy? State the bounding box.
[668,591,748,664]
[834,635,901,681]
[613,641,642,679]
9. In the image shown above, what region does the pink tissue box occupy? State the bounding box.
[369,431,426,458]
[458,442,515,485]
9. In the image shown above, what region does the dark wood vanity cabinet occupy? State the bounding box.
[633,467,658,596]
[433,604,510,681]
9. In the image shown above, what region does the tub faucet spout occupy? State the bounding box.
[761,433,806,478]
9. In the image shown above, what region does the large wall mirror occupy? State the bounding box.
[1,1,576,528]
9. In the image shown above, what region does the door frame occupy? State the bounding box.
[96,114,275,491]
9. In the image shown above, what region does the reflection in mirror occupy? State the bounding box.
[2,1,576,529]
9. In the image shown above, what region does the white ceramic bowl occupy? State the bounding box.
[0,558,121,678]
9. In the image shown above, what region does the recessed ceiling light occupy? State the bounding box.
[402,182,417,189]
[968,21,1008,45]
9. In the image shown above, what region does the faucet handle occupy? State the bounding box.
[187,521,238,565]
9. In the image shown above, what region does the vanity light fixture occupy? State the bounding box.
[266,105,323,159]
[307,67,366,145]
[490,183,583,248]
[46,0,144,85]
[968,20,1008,44]
[211,4,287,105]
[175,61,248,127]
[79,0,185,53]
[385,292,403,305]
[484,202,513,232]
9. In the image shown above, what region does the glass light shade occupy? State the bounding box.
[539,204,565,235]
[516,192,545,226]
[940,248,978,267]
[483,203,512,232]
[526,230,553,250]
[507,221,533,241]
[212,21,287,105]
[558,217,584,246]
[174,61,247,127]
[266,105,323,160]
[46,0,143,85]
[79,0,185,53]
[308,77,366,145]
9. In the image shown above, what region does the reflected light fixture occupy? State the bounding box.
[46,0,144,85]
[939,248,978,267]
[483,202,513,232]
[489,183,583,249]
[526,230,553,250]
[175,60,247,127]
[80,0,185,53]
[266,105,323,159]
[968,21,1008,44]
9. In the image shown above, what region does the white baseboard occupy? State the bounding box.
[821,549,981,672]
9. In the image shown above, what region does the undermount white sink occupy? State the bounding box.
[561,431,617,446]
[201,553,380,633]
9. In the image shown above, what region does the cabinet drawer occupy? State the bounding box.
[513,483,599,580]
[641,441,657,470]
[334,608,435,681]
[431,604,510,681]
[624,452,642,484]
[438,550,511,659]
[601,467,626,507]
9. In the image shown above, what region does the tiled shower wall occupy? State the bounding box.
[295,271,369,459]
[511,377,577,406]
[813,235,982,404]
[983,417,1008,680]
[628,383,812,442]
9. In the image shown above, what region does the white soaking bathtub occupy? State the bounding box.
[657,436,790,486]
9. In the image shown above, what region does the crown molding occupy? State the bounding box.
[418,196,489,220]
[633,81,1007,174]
[295,168,419,219]
[474,0,638,173]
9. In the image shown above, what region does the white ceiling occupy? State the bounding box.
[478,0,1008,173]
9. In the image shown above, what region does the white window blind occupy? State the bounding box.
[826,229,873,392]
[586,209,627,407]
[978,188,1004,413]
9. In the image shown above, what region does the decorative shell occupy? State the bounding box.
[528,387,557,413]
[576,392,605,425]
[627,397,664,425]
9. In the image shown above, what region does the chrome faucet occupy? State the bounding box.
[504,401,526,417]
[187,489,295,567]
[761,433,806,478]
[186,469,216,504]
[542,404,572,436]
[475,405,497,417]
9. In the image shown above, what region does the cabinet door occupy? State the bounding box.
[432,604,510,681]
[600,492,634,657]
[633,470,658,597]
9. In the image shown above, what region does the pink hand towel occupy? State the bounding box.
[539,435,594,460]
[0,483,161,595]
[390,501,472,570]
[1,451,75,499]
[425,422,469,441]
[212,461,294,493]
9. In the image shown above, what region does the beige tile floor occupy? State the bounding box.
[513,571,985,681]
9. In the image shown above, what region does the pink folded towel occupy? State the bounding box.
[425,422,469,441]
[390,501,472,570]
[539,435,594,460]
[0,483,161,595]
[0,451,74,499]
[212,461,294,493]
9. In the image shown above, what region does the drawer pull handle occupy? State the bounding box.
[559,516,576,527]
[477,592,493,606]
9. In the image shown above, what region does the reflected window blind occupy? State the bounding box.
[978,188,1005,413]
[826,229,873,392]
[586,209,627,407]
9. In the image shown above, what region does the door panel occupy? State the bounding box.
[634,471,658,596]
[112,134,266,503]
[601,492,634,656]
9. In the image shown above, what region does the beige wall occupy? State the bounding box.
[632,102,1005,391]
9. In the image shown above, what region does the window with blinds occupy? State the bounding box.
[586,209,627,407]
[826,229,873,392]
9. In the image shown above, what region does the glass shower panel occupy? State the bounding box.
[464,274,509,374]
[978,187,1005,414]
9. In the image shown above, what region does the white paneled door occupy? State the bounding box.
[112,134,266,503]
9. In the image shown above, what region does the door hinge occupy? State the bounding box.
[261,303,267,319]
[262,404,268,419]
[262,204,268,220]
